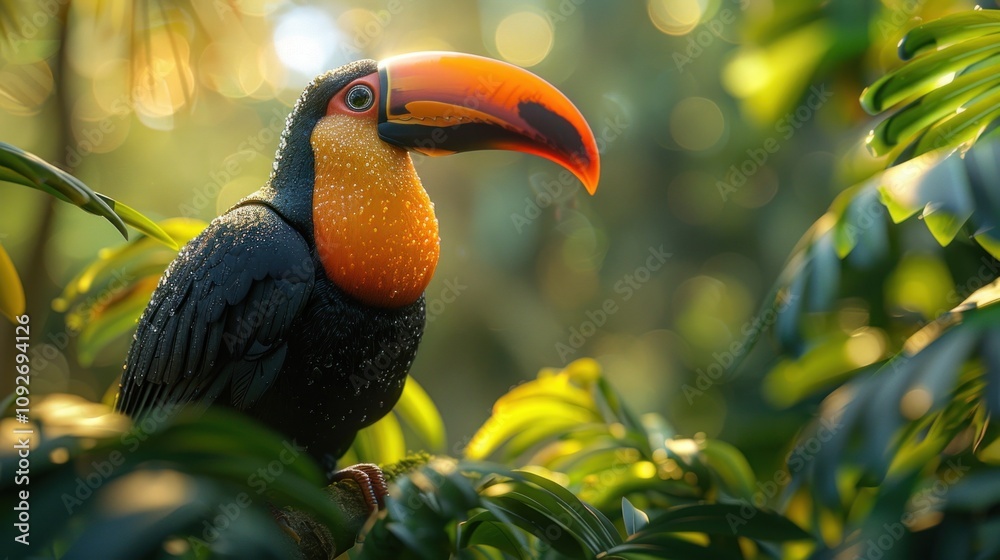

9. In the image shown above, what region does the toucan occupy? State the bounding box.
[114,52,600,509]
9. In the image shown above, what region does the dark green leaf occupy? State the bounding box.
[0,141,127,237]
[637,503,810,542]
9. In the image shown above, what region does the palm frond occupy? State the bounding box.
[862,10,1000,164]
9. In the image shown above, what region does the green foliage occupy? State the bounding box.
[862,11,1000,163]
[351,360,807,559]
[1,367,808,560]
[0,396,340,559]
[466,359,759,511]
[0,142,176,248]
[726,9,1000,559]
[0,141,176,323]
[11,4,1000,560]
[53,217,208,368]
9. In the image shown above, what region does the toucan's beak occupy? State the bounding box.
[376,52,600,194]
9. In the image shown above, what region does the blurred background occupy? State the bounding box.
[0,0,988,476]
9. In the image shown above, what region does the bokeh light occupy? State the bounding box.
[670,97,725,151]
[273,6,340,79]
[0,60,54,116]
[494,11,554,67]
[648,0,707,35]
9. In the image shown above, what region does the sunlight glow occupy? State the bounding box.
[274,7,340,78]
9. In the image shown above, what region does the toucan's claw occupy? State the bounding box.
[269,503,302,544]
[332,463,389,512]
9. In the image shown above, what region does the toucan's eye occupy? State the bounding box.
[345,84,374,112]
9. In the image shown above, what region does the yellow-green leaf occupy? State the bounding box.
[351,411,405,465]
[393,376,446,452]
[0,243,25,323]
[96,195,178,249]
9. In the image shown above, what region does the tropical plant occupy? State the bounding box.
[734,9,1000,559]
[10,3,1000,560]
[1,359,809,559]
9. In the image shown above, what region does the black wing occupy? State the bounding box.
[116,203,315,417]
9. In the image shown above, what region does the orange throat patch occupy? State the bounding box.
[311,114,440,308]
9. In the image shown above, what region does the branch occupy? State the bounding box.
[275,454,432,559]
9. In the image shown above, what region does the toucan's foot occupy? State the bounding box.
[269,503,301,543]
[331,463,388,512]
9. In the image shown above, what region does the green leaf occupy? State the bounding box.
[860,34,1000,115]
[486,494,595,556]
[594,376,646,444]
[910,93,1000,162]
[897,11,1000,60]
[866,63,1000,156]
[501,418,604,461]
[876,147,966,228]
[0,141,127,237]
[466,397,599,460]
[392,376,446,452]
[76,283,155,366]
[605,537,732,560]
[638,503,811,542]
[621,497,649,537]
[458,511,530,559]
[53,218,206,364]
[513,470,620,549]
[2,401,346,554]
[984,329,1000,416]
[0,242,25,323]
[350,410,406,465]
[54,217,204,313]
[697,439,757,501]
[762,332,870,408]
[0,141,177,248]
[96,194,178,249]
[943,472,1000,511]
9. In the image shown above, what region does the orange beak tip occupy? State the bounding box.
[581,160,600,195]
